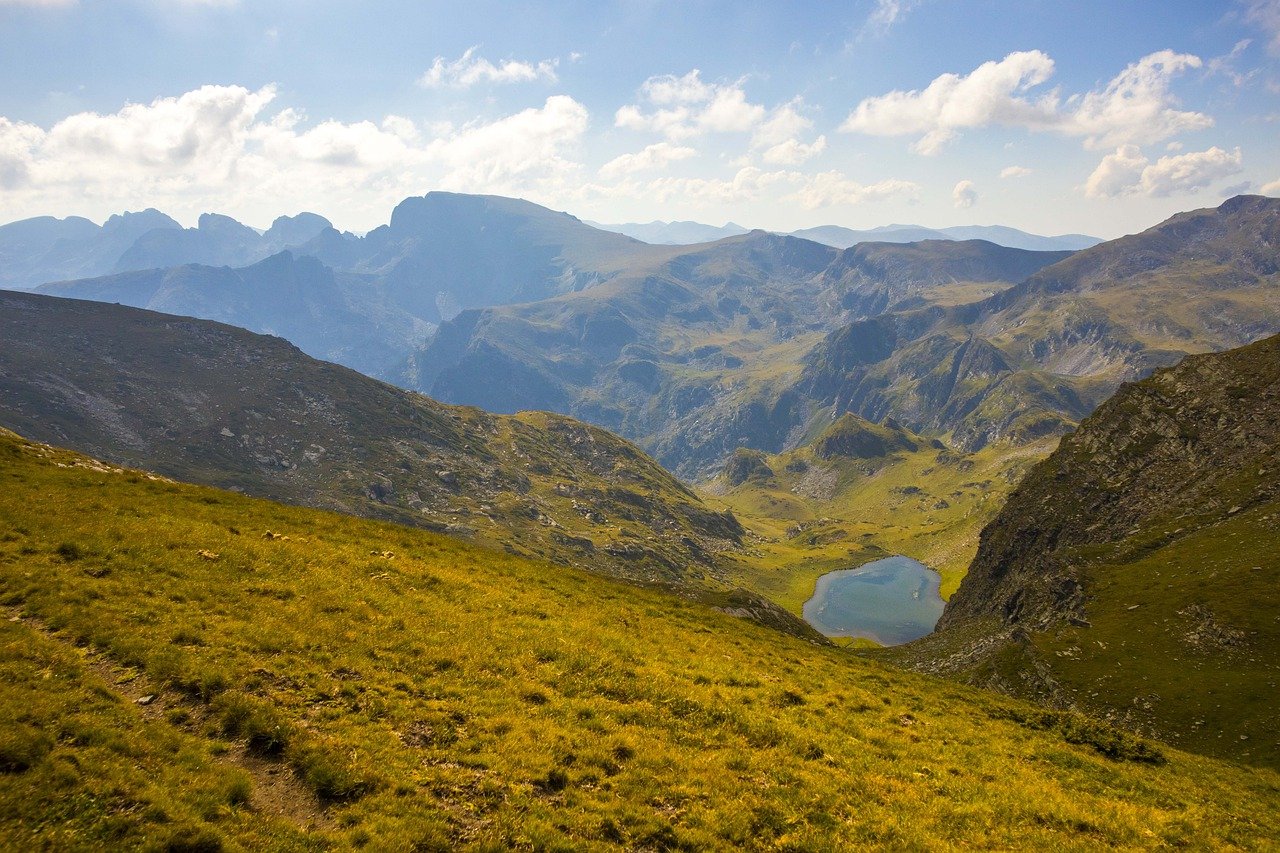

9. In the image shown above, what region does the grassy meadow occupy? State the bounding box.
[2,429,1279,850]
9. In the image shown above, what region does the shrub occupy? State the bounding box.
[0,725,53,772]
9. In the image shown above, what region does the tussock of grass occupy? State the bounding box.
[1,430,1279,849]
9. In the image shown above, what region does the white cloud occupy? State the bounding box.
[840,50,1059,154]
[0,85,589,228]
[841,49,1211,154]
[422,96,588,189]
[751,101,827,164]
[1084,145,1243,198]
[598,141,695,179]
[1063,50,1210,149]
[787,171,921,209]
[615,70,765,140]
[761,136,827,165]
[640,70,716,105]
[642,166,799,205]
[1261,178,1280,195]
[1245,0,1280,55]
[953,179,978,208]
[419,46,558,89]
[1000,165,1032,178]
[1083,145,1148,198]
[1139,146,1244,197]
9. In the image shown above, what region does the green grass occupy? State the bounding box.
[2,430,1279,849]
[1032,498,1280,768]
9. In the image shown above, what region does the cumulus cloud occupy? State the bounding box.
[953,179,978,208]
[841,50,1059,154]
[615,70,765,140]
[761,136,827,165]
[419,46,558,88]
[1084,145,1243,198]
[1064,51,1211,149]
[841,49,1211,154]
[598,141,696,179]
[750,100,827,164]
[0,85,589,227]
[1261,178,1280,195]
[1000,165,1032,178]
[787,171,921,209]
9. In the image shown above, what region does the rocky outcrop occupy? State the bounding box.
[937,333,1280,633]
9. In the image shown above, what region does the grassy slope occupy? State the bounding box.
[2,431,1279,849]
[1035,498,1280,768]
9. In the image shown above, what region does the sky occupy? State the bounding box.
[0,0,1278,238]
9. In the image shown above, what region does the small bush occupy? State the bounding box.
[216,693,290,755]
[0,725,53,772]
[224,773,253,807]
[56,542,85,562]
[288,741,375,802]
[163,824,224,853]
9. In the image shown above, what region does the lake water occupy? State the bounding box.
[802,556,945,645]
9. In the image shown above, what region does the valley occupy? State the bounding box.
[2,190,1278,847]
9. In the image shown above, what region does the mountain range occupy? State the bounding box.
[593,219,1103,251]
[2,187,1279,844]
[11,193,1277,486]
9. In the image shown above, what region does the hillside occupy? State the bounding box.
[411,230,1068,477]
[36,251,419,377]
[0,290,744,588]
[893,334,1280,769]
[799,195,1280,454]
[1,429,1277,849]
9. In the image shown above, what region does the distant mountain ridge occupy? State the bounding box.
[14,193,1277,482]
[0,208,333,291]
[592,219,1102,252]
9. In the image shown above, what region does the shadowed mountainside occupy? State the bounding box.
[891,333,1280,769]
[0,290,745,588]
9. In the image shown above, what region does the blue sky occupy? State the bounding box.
[1,0,1277,237]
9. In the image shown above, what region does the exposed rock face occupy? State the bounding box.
[938,333,1280,633]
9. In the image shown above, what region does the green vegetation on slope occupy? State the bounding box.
[897,333,1280,770]
[2,429,1279,849]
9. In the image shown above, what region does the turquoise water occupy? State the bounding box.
[802,556,945,646]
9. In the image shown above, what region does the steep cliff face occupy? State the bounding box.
[938,333,1280,633]
[899,334,1280,768]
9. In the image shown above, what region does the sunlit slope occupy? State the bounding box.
[3,429,1277,849]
